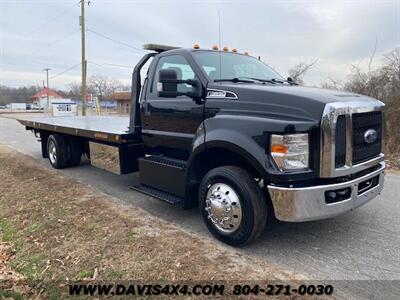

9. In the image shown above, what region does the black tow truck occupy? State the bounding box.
[19,44,385,246]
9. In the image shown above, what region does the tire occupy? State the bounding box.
[47,134,68,169]
[66,137,82,167]
[199,166,268,246]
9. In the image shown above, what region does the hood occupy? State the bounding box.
[207,82,377,122]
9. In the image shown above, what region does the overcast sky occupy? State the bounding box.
[0,0,399,89]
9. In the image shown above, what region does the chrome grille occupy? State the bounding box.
[352,111,382,164]
[320,100,385,178]
[335,115,346,168]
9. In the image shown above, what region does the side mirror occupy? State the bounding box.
[157,69,178,95]
[157,69,202,100]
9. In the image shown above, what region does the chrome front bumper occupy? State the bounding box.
[267,162,385,222]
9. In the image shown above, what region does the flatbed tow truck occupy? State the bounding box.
[19,44,385,246]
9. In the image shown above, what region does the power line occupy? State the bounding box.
[29,29,80,56]
[80,0,87,115]
[43,68,51,110]
[1,63,80,87]
[87,28,143,52]
[0,81,43,87]
[0,63,81,85]
[88,61,134,69]
[49,63,81,80]
[15,1,80,41]
[2,60,132,87]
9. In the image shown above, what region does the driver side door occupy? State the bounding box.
[141,54,204,159]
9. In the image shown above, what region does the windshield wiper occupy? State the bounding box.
[234,77,281,84]
[253,78,279,84]
[271,78,298,85]
[271,78,284,84]
[214,77,257,83]
[242,77,278,84]
[214,77,284,84]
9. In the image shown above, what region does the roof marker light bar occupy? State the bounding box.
[143,44,180,52]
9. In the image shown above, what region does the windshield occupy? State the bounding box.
[192,51,283,82]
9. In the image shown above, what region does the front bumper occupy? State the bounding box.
[267,162,385,222]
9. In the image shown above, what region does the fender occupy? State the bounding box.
[184,136,265,208]
[203,130,268,177]
[187,113,320,187]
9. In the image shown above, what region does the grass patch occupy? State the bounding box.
[0,290,24,300]
[26,222,42,234]
[76,269,94,280]
[46,286,62,300]
[106,269,124,280]
[126,229,140,239]
[11,254,45,282]
[0,220,17,242]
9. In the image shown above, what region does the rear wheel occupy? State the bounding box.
[199,166,268,246]
[47,134,68,169]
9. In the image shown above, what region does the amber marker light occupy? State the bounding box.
[232,48,237,53]
[193,44,200,49]
[212,45,219,50]
[271,145,288,154]
[223,46,229,51]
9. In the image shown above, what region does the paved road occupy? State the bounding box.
[1,116,399,286]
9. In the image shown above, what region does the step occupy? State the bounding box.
[130,184,184,206]
[139,155,186,169]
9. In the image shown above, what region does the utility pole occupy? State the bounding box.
[43,68,51,112]
[80,0,87,116]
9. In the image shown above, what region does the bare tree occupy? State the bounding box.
[382,48,400,101]
[88,75,121,101]
[67,82,82,98]
[320,76,344,91]
[0,85,41,104]
[321,47,400,166]
[288,59,318,85]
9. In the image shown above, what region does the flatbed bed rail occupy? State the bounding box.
[18,116,140,144]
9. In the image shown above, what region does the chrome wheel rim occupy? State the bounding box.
[205,183,242,234]
[49,140,57,164]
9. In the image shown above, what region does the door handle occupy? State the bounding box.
[143,101,150,115]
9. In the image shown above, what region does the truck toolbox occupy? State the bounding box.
[137,156,186,198]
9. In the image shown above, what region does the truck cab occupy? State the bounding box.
[20,44,385,246]
[135,45,385,244]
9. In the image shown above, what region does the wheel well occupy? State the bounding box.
[185,147,263,208]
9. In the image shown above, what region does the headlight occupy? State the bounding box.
[270,133,309,171]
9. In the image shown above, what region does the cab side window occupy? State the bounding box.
[152,55,195,95]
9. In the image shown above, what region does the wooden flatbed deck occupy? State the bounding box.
[18,116,139,144]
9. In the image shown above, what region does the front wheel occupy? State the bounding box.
[199,166,268,246]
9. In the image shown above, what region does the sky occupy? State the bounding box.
[0,0,399,90]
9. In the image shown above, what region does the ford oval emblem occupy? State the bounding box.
[364,129,378,144]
